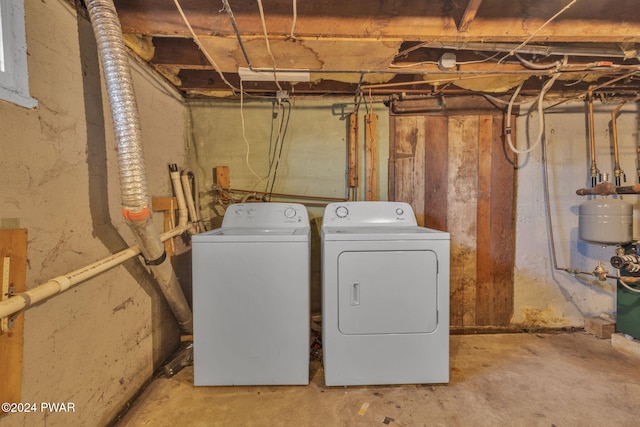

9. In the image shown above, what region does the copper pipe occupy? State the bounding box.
[587,88,599,187]
[611,100,627,185]
[576,181,640,196]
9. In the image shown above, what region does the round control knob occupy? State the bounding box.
[284,207,297,218]
[335,206,349,218]
[396,208,404,216]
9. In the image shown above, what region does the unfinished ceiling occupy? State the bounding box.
[89,0,640,99]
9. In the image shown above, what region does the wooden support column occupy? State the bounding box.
[0,229,27,415]
[365,113,378,200]
[348,113,359,189]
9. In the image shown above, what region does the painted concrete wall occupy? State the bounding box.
[187,98,389,220]
[0,1,185,425]
[514,99,640,327]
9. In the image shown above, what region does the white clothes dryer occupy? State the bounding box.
[322,201,450,386]
[192,203,310,385]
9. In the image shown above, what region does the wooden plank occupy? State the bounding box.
[423,116,448,232]
[214,166,230,204]
[151,196,178,212]
[388,116,397,201]
[487,114,516,325]
[0,229,27,415]
[457,0,484,32]
[115,0,640,43]
[447,116,479,327]
[152,197,178,257]
[365,113,378,201]
[393,116,427,225]
[475,115,495,326]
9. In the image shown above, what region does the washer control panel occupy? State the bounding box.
[222,203,309,228]
[323,202,417,226]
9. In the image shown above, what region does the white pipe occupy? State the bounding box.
[180,172,200,232]
[0,228,186,320]
[169,164,189,229]
[506,74,559,154]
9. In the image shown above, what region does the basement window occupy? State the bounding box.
[0,0,37,108]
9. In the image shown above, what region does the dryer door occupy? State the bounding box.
[337,250,439,335]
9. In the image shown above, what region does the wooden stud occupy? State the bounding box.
[348,113,359,189]
[447,116,479,327]
[0,229,27,415]
[457,0,484,32]
[423,116,449,232]
[365,113,378,200]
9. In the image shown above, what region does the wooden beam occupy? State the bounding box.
[457,0,483,32]
[0,229,27,415]
[365,113,378,200]
[348,113,358,189]
[115,0,640,43]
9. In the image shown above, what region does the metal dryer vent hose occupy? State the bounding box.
[86,0,193,333]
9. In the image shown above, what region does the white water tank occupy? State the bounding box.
[578,198,633,245]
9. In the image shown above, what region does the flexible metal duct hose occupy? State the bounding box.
[86,0,147,211]
[86,0,193,333]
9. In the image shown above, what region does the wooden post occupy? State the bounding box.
[0,229,27,415]
[348,113,359,189]
[365,113,378,200]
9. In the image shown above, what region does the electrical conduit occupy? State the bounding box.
[86,0,192,333]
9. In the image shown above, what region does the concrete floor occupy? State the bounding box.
[114,333,640,426]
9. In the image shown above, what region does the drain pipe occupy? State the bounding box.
[86,0,192,333]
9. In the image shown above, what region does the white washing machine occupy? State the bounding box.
[192,202,310,385]
[322,201,450,386]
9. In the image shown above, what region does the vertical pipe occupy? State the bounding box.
[611,101,627,186]
[348,113,359,190]
[587,89,599,187]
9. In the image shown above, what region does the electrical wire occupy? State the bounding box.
[290,0,298,39]
[506,73,560,154]
[240,80,265,182]
[256,0,283,91]
[619,275,640,294]
[267,100,292,199]
[497,0,578,65]
[172,0,238,93]
[389,52,501,68]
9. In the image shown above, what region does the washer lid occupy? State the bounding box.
[193,227,309,243]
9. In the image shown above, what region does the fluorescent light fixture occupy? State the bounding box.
[238,67,311,82]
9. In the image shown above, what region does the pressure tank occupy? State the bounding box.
[578,198,633,245]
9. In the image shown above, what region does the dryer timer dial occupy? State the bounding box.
[335,206,349,218]
[283,207,297,218]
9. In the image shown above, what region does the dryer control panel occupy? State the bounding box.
[323,201,417,227]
